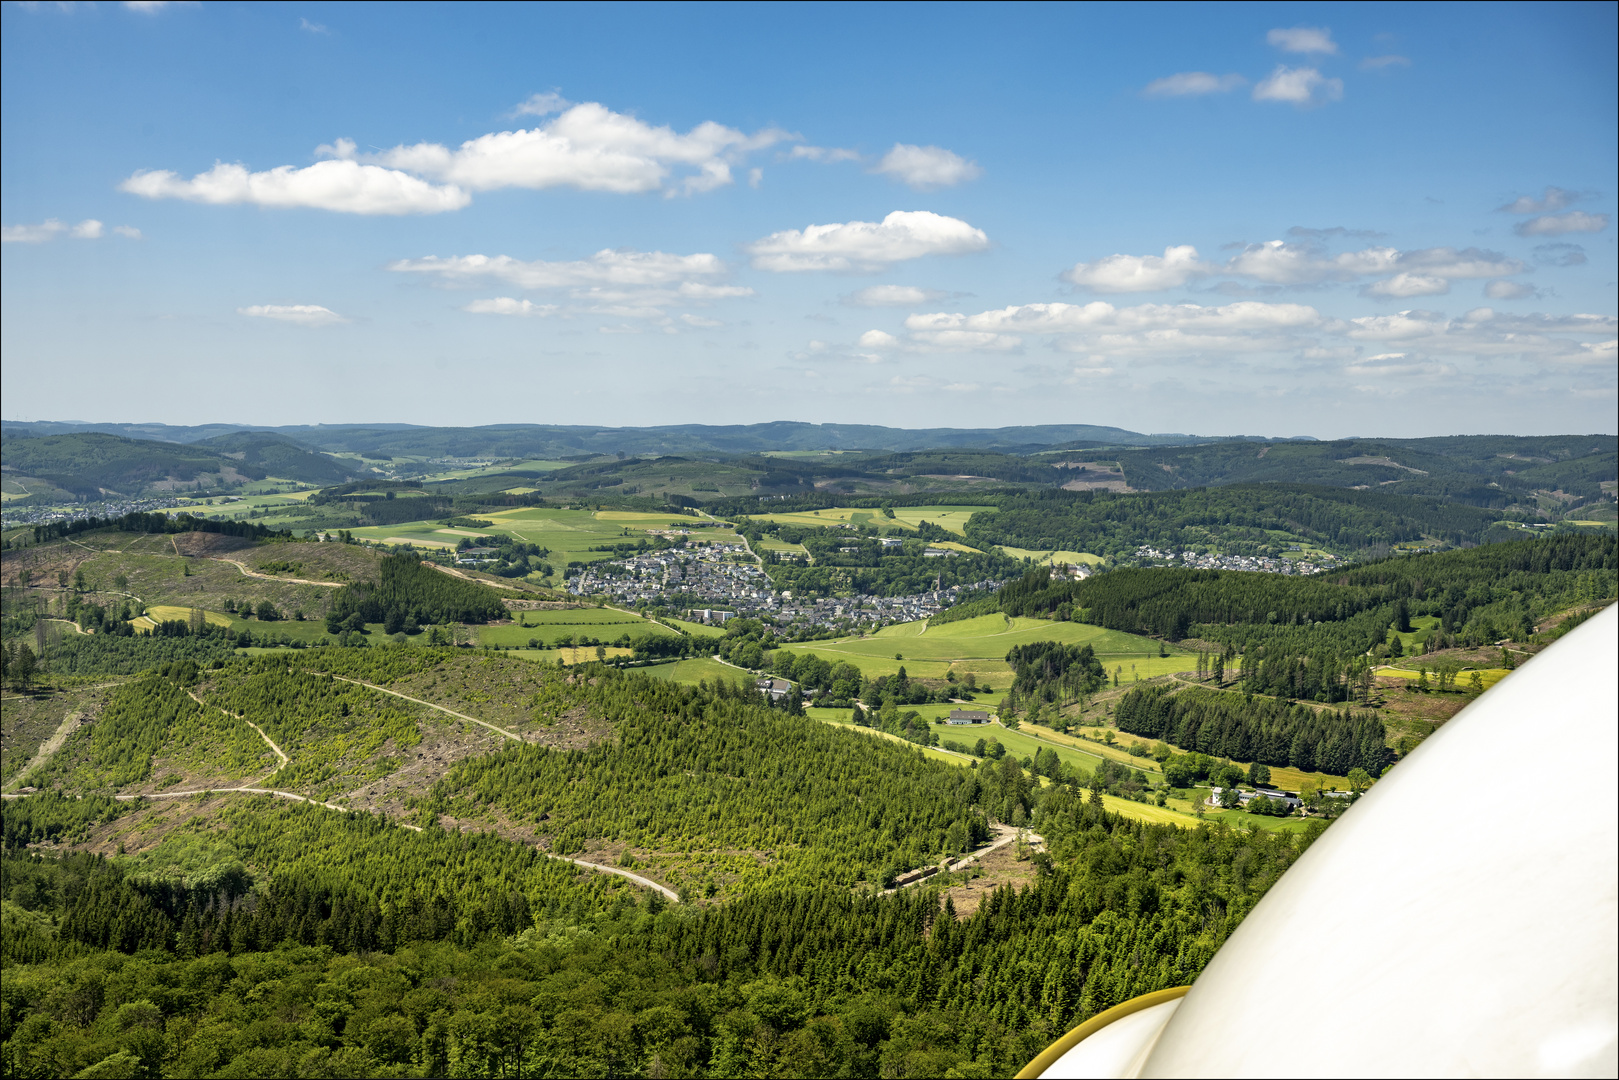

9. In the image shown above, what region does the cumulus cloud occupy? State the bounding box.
[789,145,860,163]
[122,98,789,213]
[1142,72,1245,97]
[910,299,1322,336]
[1286,225,1385,240]
[1253,65,1343,105]
[872,144,981,190]
[858,330,902,349]
[238,304,346,326]
[121,160,470,215]
[1361,273,1449,298]
[842,285,950,307]
[463,298,558,317]
[1065,245,1210,293]
[1513,211,1610,237]
[1360,54,1410,70]
[298,16,328,34]
[746,211,989,273]
[372,101,786,197]
[1533,243,1586,267]
[389,249,731,290]
[2,218,136,243]
[1496,186,1588,214]
[1267,26,1337,54]
[1483,280,1539,300]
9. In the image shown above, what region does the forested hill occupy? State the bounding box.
[1006,534,1615,642]
[1,430,357,497]
[327,552,507,626]
[1101,434,1617,507]
[965,484,1513,559]
[2,776,1318,1078]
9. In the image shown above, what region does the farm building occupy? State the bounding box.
[755,677,792,702]
[946,708,991,725]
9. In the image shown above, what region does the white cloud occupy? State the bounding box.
[121,160,469,215]
[909,298,1323,335]
[1267,27,1337,54]
[1456,309,1616,335]
[463,298,558,317]
[1253,66,1343,106]
[511,91,569,117]
[1223,241,1520,285]
[393,248,750,326]
[790,145,860,163]
[907,330,1021,352]
[124,98,788,214]
[389,249,730,289]
[238,304,346,327]
[1065,245,1210,292]
[2,218,132,243]
[842,285,949,307]
[1142,72,1245,98]
[124,1,177,12]
[372,101,787,197]
[1577,340,1617,366]
[748,168,763,188]
[1360,54,1410,70]
[858,330,901,349]
[746,210,989,273]
[298,16,328,34]
[1361,273,1449,298]
[1483,280,1539,300]
[1497,186,1586,214]
[679,313,723,328]
[872,144,981,190]
[1514,211,1610,237]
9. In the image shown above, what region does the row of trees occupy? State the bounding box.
[1116,685,1395,776]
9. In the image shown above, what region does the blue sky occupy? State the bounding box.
[2,0,1614,437]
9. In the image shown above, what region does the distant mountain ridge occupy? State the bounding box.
[0,420,1256,457]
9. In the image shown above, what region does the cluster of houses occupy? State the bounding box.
[1130,546,1340,575]
[569,543,1002,632]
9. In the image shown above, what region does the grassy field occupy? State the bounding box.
[477,607,678,647]
[343,506,741,583]
[641,657,752,686]
[807,708,979,767]
[995,546,1105,566]
[778,614,1193,682]
[1377,665,1512,691]
[750,505,992,536]
[131,605,234,632]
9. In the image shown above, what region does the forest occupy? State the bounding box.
[1,784,1320,1080]
[964,484,1512,559]
[1115,685,1395,776]
[327,553,508,627]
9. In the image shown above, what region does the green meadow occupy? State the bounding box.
[476,607,678,647]
[778,613,1195,682]
[751,505,993,535]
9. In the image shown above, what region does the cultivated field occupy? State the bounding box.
[750,505,993,535]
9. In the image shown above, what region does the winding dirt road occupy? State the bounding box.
[213,557,342,587]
